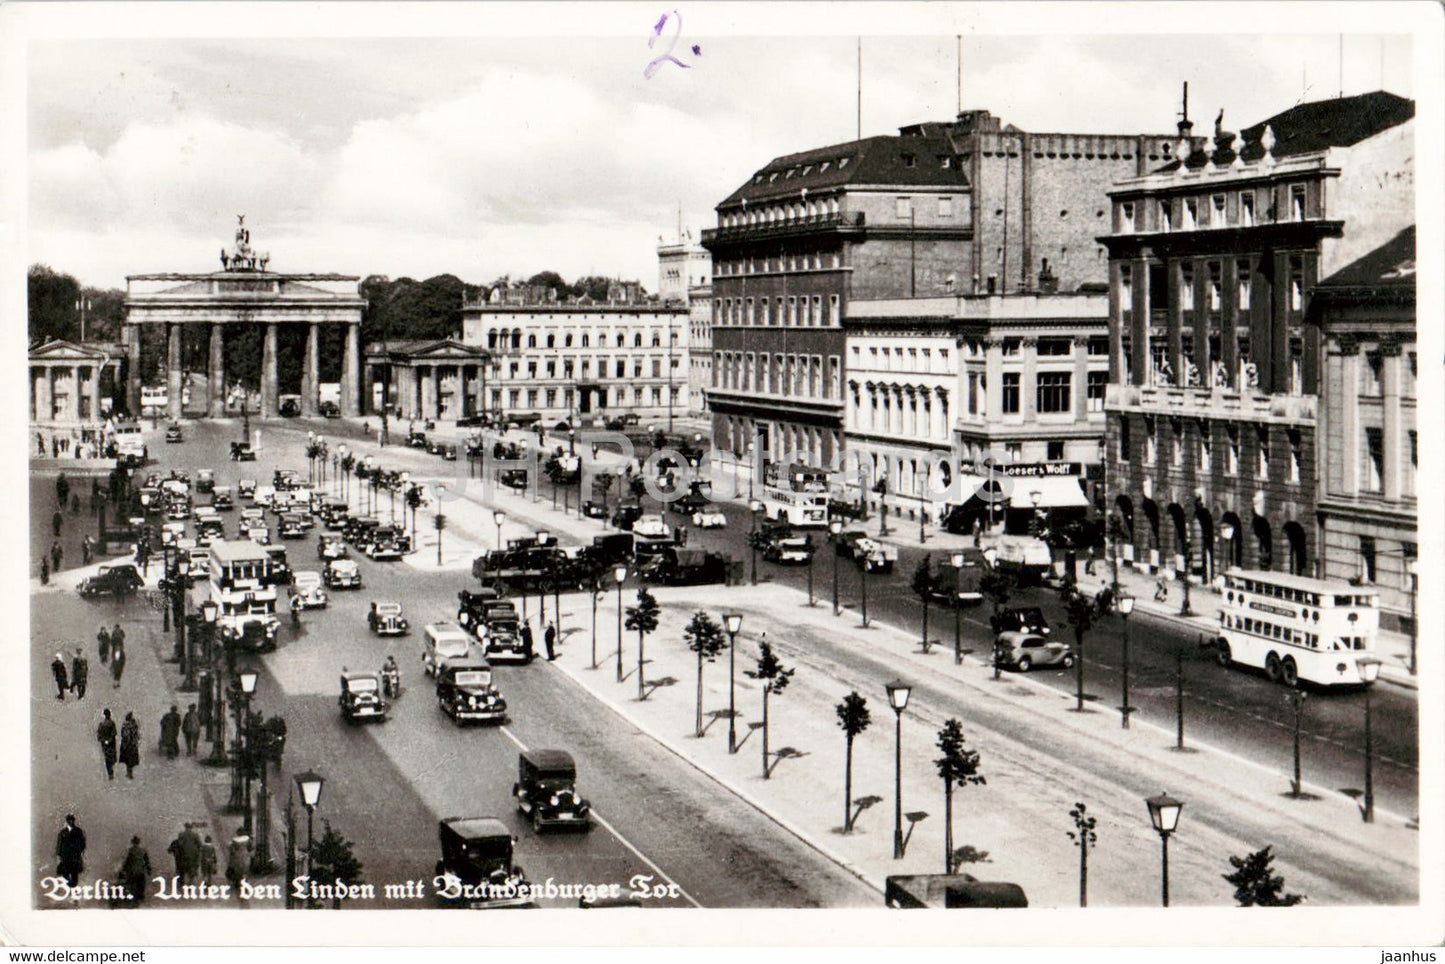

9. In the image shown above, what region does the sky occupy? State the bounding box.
[9,2,1425,292]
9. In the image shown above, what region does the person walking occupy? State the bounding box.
[159,705,181,759]
[181,703,201,756]
[520,622,534,661]
[96,709,118,779]
[1154,575,1168,602]
[50,541,63,573]
[199,835,218,885]
[57,473,70,508]
[225,832,252,894]
[110,627,126,688]
[52,511,64,538]
[118,836,151,905]
[544,621,557,661]
[97,625,111,665]
[167,824,202,886]
[40,557,49,585]
[71,648,89,700]
[50,653,69,700]
[119,711,140,779]
[55,814,87,887]
[81,535,93,566]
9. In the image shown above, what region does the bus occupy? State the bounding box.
[140,386,168,415]
[1214,568,1380,687]
[760,463,828,528]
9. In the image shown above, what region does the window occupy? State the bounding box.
[1001,338,1021,356]
[615,360,626,378]
[1047,441,1065,461]
[1360,536,1377,583]
[1240,192,1255,226]
[1407,430,1417,496]
[1199,426,1212,472]
[1037,337,1072,356]
[652,388,662,405]
[1184,198,1198,230]
[1257,426,1270,479]
[527,334,537,348]
[545,361,556,378]
[968,373,980,415]
[1145,417,1157,464]
[527,362,538,378]
[938,196,953,218]
[1159,199,1173,232]
[1005,443,1022,463]
[1088,336,1109,356]
[1289,256,1305,312]
[1119,265,1133,318]
[651,359,662,378]
[1365,428,1384,492]
[1237,260,1252,309]
[896,197,912,218]
[1036,372,1072,414]
[1290,184,1306,221]
[634,333,643,347]
[1289,430,1302,483]
[1363,352,1383,395]
[1087,371,1107,412]
[1211,194,1226,227]
[1001,373,1020,413]
[546,334,555,348]
[1208,262,1222,311]
[545,389,557,407]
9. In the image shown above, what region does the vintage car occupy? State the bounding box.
[324,558,362,590]
[318,533,349,561]
[581,500,609,520]
[290,570,329,610]
[321,502,350,530]
[513,750,591,833]
[230,441,257,462]
[610,503,643,531]
[690,505,728,529]
[474,606,529,663]
[668,492,710,517]
[500,468,530,492]
[638,547,729,587]
[407,431,429,449]
[252,486,276,509]
[264,546,294,586]
[164,423,184,444]
[763,533,815,565]
[237,478,257,501]
[339,671,388,723]
[319,400,341,419]
[435,658,507,725]
[278,513,308,540]
[212,486,235,510]
[994,631,1075,672]
[160,520,187,547]
[434,817,532,910]
[422,622,477,677]
[631,515,672,540]
[241,522,270,545]
[365,525,406,561]
[77,564,143,599]
[195,469,215,494]
[852,538,898,574]
[224,614,281,654]
[990,606,1051,637]
[275,470,304,492]
[164,499,192,521]
[185,545,212,578]
[456,587,502,631]
[368,601,410,636]
[194,517,226,546]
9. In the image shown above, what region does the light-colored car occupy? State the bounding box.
[763,534,814,565]
[368,601,409,636]
[318,533,349,561]
[324,558,362,590]
[690,506,728,529]
[242,523,271,545]
[160,521,187,547]
[291,570,329,609]
[422,621,478,677]
[994,631,1075,672]
[631,515,672,539]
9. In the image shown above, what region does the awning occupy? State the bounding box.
[1008,475,1089,509]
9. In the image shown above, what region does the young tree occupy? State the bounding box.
[1066,802,1098,907]
[748,641,795,779]
[935,718,985,874]
[683,611,727,737]
[1063,587,1094,711]
[306,819,364,909]
[836,691,872,831]
[911,555,935,654]
[1223,846,1305,906]
[625,588,661,700]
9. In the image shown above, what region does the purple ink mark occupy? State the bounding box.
[645,9,694,78]
[691,44,701,56]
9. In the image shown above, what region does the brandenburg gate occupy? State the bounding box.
[123,218,365,420]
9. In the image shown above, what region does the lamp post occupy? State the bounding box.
[1286,688,1307,797]
[1145,791,1184,906]
[950,551,965,664]
[724,613,743,754]
[1029,489,1043,538]
[829,520,842,616]
[435,484,447,566]
[198,598,218,732]
[294,769,324,904]
[337,444,349,501]
[179,559,199,691]
[860,545,870,629]
[746,442,755,504]
[1406,559,1418,676]
[918,493,927,544]
[613,565,627,684]
[236,668,258,833]
[493,509,505,551]
[1118,594,1135,728]
[1179,533,1193,616]
[399,471,411,542]
[749,499,762,586]
[307,431,316,485]
[363,456,375,516]
[885,679,912,859]
[1357,657,1382,822]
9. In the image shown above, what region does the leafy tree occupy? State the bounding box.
[405,484,423,544]
[836,691,871,830]
[748,641,795,779]
[306,819,364,909]
[935,718,985,874]
[1066,802,1098,907]
[571,275,613,302]
[526,271,569,298]
[683,611,727,737]
[28,264,81,345]
[911,555,936,654]
[625,588,661,699]
[1223,846,1304,906]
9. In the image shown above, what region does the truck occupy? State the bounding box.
[638,547,729,587]
[987,537,1054,587]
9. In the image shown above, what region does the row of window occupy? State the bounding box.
[893,196,955,219]
[1359,349,1418,398]
[496,356,681,381]
[967,370,1107,416]
[850,343,952,374]
[1118,182,1310,234]
[848,384,951,441]
[492,385,677,410]
[1119,256,1305,319]
[485,329,680,350]
[712,352,842,399]
[1223,614,1324,650]
[716,251,843,275]
[958,336,1110,358]
[1120,418,1305,483]
[714,294,840,327]
[723,192,844,226]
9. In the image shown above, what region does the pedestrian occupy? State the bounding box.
[51,540,63,572]
[55,814,86,888]
[52,511,64,538]
[199,835,218,885]
[91,479,102,515]
[72,494,81,515]
[40,557,49,585]
[81,535,92,566]
[96,708,118,779]
[97,625,111,665]
[225,833,252,893]
[57,473,70,507]
[167,824,202,886]
[544,621,557,661]
[119,711,140,779]
[51,653,69,700]
[1154,575,1168,602]
[110,640,126,688]
[520,622,534,660]
[118,836,151,905]
[71,648,89,700]
[37,432,45,456]
[159,704,181,759]
[181,703,200,756]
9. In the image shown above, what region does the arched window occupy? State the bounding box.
[546,334,555,348]
[564,333,573,347]
[527,334,537,348]
[652,333,661,347]
[634,333,643,347]
[581,333,590,347]
[487,331,498,350]
[616,334,624,347]
[511,331,522,350]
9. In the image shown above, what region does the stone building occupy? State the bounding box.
[657,233,714,418]
[1101,91,1414,582]
[1307,225,1417,631]
[29,339,124,426]
[361,338,492,421]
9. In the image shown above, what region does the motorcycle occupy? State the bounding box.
[381,664,401,699]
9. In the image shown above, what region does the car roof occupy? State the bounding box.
[996,631,1046,643]
[440,816,510,840]
[373,601,402,611]
[522,748,576,771]
[441,659,493,673]
[341,671,378,682]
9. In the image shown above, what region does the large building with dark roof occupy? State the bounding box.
[703,109,1177,480]
[1100,91,1414,586]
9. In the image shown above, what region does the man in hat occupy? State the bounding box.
[181,704,201,756]
[55,814,86,887]
[70,648,89,700]
[50,653,68,700]
[159,705,182,759]
[96,709,118,779]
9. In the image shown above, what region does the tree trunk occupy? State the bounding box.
[695,653,704,737]
[1080,838,1088,907]
[761,688,770,779]
[943,782,954,874]
[844,735,854,830]
[922,598,930,654]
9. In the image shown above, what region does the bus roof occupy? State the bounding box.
[210,540,272,563]
[1224,567,1379,597]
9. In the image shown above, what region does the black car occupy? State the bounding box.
[77,565,143,598]
[435,658,507,725]
[668,492,710,517]
[611,503,643,531]
[581,500,609,519]
[278,398,301,418]
[407,431,429,449]
[990,606,1051,636]
[513,750,591,833]
[434,818,531,909]
[319,401,341,419]
[229,442,257,462]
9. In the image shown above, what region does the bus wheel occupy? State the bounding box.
[1215,641,1232,667]
[1264,653,1283,683]
[1281,657,1299,688]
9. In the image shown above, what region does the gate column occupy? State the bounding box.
[261,323,279,418]
[302,323,319,416]
[167,323,183,420]
[342,323,360,417]
[208,323,227,418]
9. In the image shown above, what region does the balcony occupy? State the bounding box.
[702,211,865,247]
[1106,383,1316,424]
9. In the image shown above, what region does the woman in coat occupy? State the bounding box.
[118,836,150,905]
[119,712,140,779]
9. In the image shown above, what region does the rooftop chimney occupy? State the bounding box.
[1177,81,1193,137]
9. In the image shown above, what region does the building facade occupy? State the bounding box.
[361,338,492,421]
[704,109,1175,478]
[29,339,124,426]
[1101,92,1414,583]
[657,234,715,417]
[1308,226,1416,630]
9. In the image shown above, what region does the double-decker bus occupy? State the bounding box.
[760,463,828,528]
[1215,568,1379,687]
[140,385,168,415]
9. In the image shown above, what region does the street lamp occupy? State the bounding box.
[435,484,447,566]
[1118,594,1135,728]
[613,565,628,684]
[1179,533,1194,616]
[1218,520,1236,573]
[724,612,743,754]
[1029,489,1043,538]
[829,520,843,616]
[363,456,375,516]
[400,471,411,541]
[749,499,762,586]
[885,679,912,859]
[1145,791,1185,907]
[294,769,324,889]
[950,551,965,664]
[237,668,259,834]
[493,509,505,551]
[1406,559,1418,676]
[746,442,756,503]
[199,598,218,738]
[1357,656,1382,823]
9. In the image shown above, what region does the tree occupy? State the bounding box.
[836,691,871,831]
[1066,802,1098,907]
[748,641,795,779]
[1223,846,1304,906]
[405,484,423,545]
[1063,587,1094,712]
[28,264,81,345]
[911,555,936,654]
[683,611,727,737]
[306,819,364,909]
[571,275,613,302]
[625,588,661,700]
[526,271,569,298]
[934,719,985,874]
